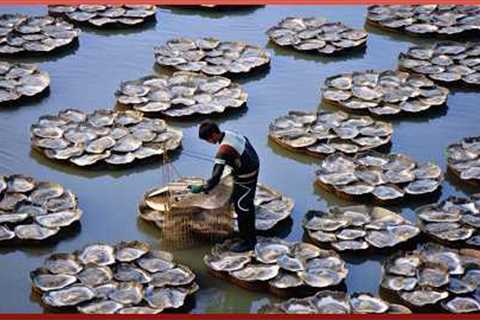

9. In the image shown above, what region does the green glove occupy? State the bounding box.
[189,184,204,194]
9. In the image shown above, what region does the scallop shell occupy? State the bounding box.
[315,151,442,202]
[116,72,247,118]
[322,69,449,117]
[0,14,79,55]
[49,5,156,27]
[154,37,270,76]
[267,17,367,55]
[31,241,197,313]
[31,109,182,167]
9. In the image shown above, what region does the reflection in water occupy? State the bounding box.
[0,40,80,64]
[160,5,264,20]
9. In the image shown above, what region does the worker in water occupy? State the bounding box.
[189,121,260,252]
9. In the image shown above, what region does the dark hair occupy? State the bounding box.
[199,121,221,140]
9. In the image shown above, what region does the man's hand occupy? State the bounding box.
[188,184,205,194]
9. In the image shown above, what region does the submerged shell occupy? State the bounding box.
[323,69,448,117]
[32,241,198,313]
[0,14,79,55]
[49,5,156,27]
[116,72,247,118]
[154,37,270,76]
[315,151,442,202]
[367,6,480,37]
[267,17,367,55]
[31,109,183,167]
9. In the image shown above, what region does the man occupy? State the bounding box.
[189,121,259,252]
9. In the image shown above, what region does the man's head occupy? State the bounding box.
[199,121,223,144]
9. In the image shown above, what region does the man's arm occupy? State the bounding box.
[204,160,226,192]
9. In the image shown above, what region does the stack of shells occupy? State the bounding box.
[303,205,420,252]
[31,241,198,314]
[0,174,81,242]
[0,14,80,54]
[30,109,183,167]
[446,137,480,185]
[204,237,348,296]
[0,62,50,104]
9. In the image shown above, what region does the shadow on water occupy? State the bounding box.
[445,169,479,195]
[268,138,320,166]
[30,148,181,179]
[159,5,264,20]
[266,41,367,65]
[0,88,50,113]
[0,40,80,64]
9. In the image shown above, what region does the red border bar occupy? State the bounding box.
[0,315,480,319]
[3,1,480,5]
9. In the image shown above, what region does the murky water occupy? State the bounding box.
[1,5,479,313]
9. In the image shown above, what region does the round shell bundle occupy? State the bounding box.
[0,14,80,55]
[267,17,367,55]
[303,205,420,252]
[0,174,81,242]
[322,70,449,116]
[367,5,480,37]
[30,241,198,313]
[399,42,480,87]
[154,37,271,76]
[381,243,480,313]
[417,195,480,247]
[314,151,443,203]
[48,5,156,27]
[260,291,411,314]
[115,71,248,118]
[204,237,348,296]
[0,62,50,104]
[138,176,294,240]
[269,110,392,157]
[447,137,480,185]
[31,109,182,167]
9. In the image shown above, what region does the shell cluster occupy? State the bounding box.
[447,136,480,184]
[269,110,392,157]
[0,14,80,54]
[315,151,443,202]
[260,291,411,314]
[0,62,50,104]
[204,237,348,295]
[367,5,480,36]
[417,195,480,247]
[322,70,449,116]
[0,174,81,242]
[154,37,271,76]
[31,241,198,314]
[48,5,156,27]
[31,109,182,167]
[115,71,248,118]
[381,243,480,313]
[267,17,367,55]
[138,176,294,236]
[303,205,420,252]
[399,42,480,86]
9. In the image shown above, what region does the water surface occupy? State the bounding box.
[0,5,479,313]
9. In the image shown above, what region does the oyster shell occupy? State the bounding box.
[77,244,115,266]
[31,269,77,292]
[43,285,96,307]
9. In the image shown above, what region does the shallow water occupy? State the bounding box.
[0,5,479,313]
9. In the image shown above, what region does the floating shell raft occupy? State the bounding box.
[267,17,367,55]
[0,14,80,55]
[48,5,156,27]
[367,5,480,37]
[399,42,480,87]
[314,151,443,203]
[138,176,293,243]
[0,174,81,242]
[30,241,198,314]
[269,110,392,157]
[447,137,480,185]
[154,37,271,76]
[260,291,411,314]
[417,195,480,247]
[321,70,449,117]
[115,71,248,118]
[30,109,182,167]
[0,62,49,104]
[381,243,480,313]
[204,237,348,296]
[303,205,420,252]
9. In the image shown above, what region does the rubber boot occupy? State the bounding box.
[231,211,256,253]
